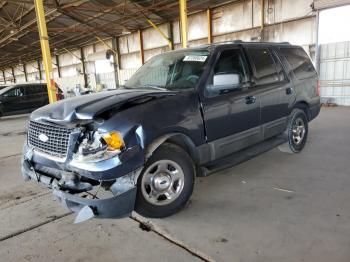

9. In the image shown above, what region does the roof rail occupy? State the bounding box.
[200,40,291,47]
[214,40,292,45]
[213,40,244,45]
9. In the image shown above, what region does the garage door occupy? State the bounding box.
[319,41,350,105]
[314,0,350,9]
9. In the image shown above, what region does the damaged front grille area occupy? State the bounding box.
[28,121,72,158]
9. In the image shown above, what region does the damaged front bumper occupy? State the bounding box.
[22,142,144,221]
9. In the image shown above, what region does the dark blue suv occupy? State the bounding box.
[22,42,320,221]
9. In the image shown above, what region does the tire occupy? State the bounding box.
[278,108,308,154]
[135,143,195,218]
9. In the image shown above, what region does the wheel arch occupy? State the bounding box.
[145,133,200,165]
[293,101,311,121]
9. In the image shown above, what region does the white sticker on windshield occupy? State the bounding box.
[183,55,208,62]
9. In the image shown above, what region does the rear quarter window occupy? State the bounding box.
[279,47,316,80]
[25,85,44,95]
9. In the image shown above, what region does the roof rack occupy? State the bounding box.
[199,40,292,48]
[215,40,244,45]
[212,40,291,45]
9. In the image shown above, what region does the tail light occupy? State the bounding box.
[316,80,320,96]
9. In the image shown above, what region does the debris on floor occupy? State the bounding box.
[272,187,295,193]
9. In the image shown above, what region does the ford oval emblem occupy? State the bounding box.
[38,133,49,142]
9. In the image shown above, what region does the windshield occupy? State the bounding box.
[125,50,210,90]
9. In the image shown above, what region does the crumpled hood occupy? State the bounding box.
[31,88,174,124]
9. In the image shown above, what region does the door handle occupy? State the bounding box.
[245,96,256,105]
[286,87,293,95]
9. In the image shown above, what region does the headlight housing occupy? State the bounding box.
[74,130,125,162]
[101,131,125,151]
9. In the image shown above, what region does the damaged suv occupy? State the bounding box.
[22,41,320,221]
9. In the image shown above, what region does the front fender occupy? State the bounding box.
[145,132,200,164]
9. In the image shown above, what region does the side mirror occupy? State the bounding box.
[207,73,242,95]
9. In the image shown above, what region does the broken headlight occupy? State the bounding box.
[74,131,125,162]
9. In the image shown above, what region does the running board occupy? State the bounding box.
[198,136,286,177]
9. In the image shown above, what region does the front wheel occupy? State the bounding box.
[135,143,195,218]
[278,108,308,153]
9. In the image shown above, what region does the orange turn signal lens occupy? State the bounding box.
[102,131,124,150]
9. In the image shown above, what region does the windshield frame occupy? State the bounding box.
[124,47,213,92]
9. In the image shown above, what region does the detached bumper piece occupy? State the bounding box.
[53,188,136,223]
[22,158,137,222]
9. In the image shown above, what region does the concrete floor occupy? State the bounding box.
[0,107,349,262]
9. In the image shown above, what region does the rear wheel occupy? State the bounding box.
[278,108,308,153]
[135,143,195,218]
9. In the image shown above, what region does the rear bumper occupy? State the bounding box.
[309,101,321,121]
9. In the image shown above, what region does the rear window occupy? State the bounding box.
[279,47,316,80]
[246,47,282,85]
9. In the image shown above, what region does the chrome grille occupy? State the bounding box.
[28,121,72,158]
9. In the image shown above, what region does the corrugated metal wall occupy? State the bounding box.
[314,0,350,9]
[1,0,318,92]
[319,41,350,105]
[118,0,316,69]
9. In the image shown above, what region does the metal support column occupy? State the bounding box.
[167,22,174,50]
[37,60,43,81]
[179,0,188,48]
[207,9,212,44]
[11,67,16,83]
[315,10,321,73]
[111,37,120,86]
[34,0,56,103]
[260,0,265,41]
[96,36,120,87]
[115,37,121,70]
[2,70,6,84]
[138,29,145,64]
[80,48,88,89]
[56,55,61,78]
[23,64,28,82]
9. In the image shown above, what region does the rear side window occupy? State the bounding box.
[246,47,281,85]
[279,47,316,80]
[25,85,44,95]
[40,85,48,93]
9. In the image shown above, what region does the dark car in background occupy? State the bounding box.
[0,83,64,117]
[22,41,320,222]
